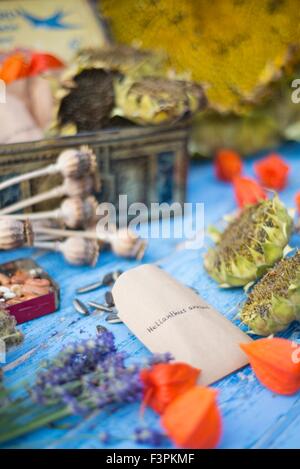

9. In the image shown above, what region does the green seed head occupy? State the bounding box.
[204,196,293,287]
[240,251,300,335]
[0,306,23,348]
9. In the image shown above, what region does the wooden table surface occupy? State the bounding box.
[1,142,300,449]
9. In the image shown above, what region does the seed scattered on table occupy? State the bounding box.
[73,298,90,316]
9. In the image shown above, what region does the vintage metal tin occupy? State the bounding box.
[0,258,59,324]
[0,122,189,222]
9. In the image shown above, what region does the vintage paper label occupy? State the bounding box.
[113,264,252,385]
[0,0,107,62]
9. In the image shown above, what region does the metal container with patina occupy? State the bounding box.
[0,123,189,222]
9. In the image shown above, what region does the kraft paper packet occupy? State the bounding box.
[113,264,252,385]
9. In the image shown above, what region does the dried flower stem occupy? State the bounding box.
[0,177,94,215]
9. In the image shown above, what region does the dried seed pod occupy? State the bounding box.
[0,146,96,191]
[6,196,98,230]
[0,306,23,349]
[114,75,206,126]
[108,228,147,259]
[56,68,115,132]
[59,196,98,228]
[204,196,293,287]
[32,226,146,259]
[55,146,96,178]
[34,237,99,266]
[59,237,99,266]
[0,218,33,250]
[240,251,300,335]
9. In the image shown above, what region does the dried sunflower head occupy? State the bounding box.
[56,68,115,132]
[113,75,207,125]
[0,306,23,349]
[240,251,300,335]
[204,196,293,287]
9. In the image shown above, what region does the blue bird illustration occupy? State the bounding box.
[18,8,79,30]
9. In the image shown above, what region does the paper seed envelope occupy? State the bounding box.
[113,264,252,385]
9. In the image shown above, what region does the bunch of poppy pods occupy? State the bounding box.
[214,149,298,209]
[141,337,300,449]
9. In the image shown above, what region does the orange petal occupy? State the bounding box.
[140,362,200,414]
[0,53,30,84]
[254,153,289,191]
[161,386,222,449]
[295,192,300,214]
[233,176,267,208]
[214,149,243,182]
[29,53,64,77]
[240,338,300,395]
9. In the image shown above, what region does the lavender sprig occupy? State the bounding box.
[0,330,171,445]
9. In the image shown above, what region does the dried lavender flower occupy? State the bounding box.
[31,331,170,416]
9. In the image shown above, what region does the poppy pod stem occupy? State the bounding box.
[0,176,94,215]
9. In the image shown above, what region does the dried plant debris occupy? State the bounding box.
[0,306,23,349]
[204,196,293,287]
[240,251,300,336]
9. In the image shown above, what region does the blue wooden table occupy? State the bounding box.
[1,142,300,449]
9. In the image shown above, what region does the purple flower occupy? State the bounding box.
[31,330,172,420]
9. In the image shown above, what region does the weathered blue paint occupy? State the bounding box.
[1,142,300,449]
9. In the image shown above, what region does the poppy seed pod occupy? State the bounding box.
[108,228,147,259]
[2,196,98,230]
[34,237,99,266]
[0,218,33,250]
[59,196,98,228]
[59,237,99,266]
[55,146,96,179]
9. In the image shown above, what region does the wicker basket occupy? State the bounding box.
[0,122,189,222]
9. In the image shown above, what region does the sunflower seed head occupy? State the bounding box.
[240,250,300,335]
[204,196,293,287]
